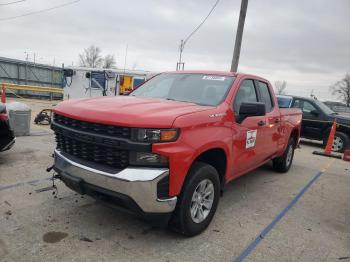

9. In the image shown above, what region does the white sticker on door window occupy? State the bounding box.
[246,130,257,149]
[202,76,225,81]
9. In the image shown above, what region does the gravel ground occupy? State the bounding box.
[0,98,349,262]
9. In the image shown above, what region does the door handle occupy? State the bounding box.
[258,120,266,126]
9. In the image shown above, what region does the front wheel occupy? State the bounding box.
[170,162,220,236]
[273,137,295,173]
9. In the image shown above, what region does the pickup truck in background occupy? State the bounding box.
[52,71,302,236]
[277,95,350,152]
[0,103,15,152]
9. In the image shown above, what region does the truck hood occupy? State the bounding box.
[53,96,213,128]
[335,114,350,125]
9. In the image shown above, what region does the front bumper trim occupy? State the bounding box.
[54,149,177,213]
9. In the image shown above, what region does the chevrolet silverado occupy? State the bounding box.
[52,71,302,236]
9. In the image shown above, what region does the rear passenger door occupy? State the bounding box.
[256,81,281,157]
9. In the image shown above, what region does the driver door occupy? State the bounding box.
[293,99,323,139]
[232,79,267,177]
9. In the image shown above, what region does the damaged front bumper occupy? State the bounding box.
[53,149,177,216]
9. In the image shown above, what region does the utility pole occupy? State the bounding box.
[176,40,185,71]
[123,44,128,73]
[230,0,248,72]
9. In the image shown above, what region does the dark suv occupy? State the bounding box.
[277,95,350,152]
[0,103,15,152]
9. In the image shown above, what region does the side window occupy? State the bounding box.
[302,101,317,114]
[293,99,303,109]
[233,80,258,115]
[292,100,317,114]
[258,81,273,112]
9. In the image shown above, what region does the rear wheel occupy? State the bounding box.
[273,137,295,173]
[323,131,349,153]
[169,162,220,236]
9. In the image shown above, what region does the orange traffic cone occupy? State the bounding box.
[1,83,6,103]
[324,119,337,155]
[313,119,342,159]
[343,149,350,162]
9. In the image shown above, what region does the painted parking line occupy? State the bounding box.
[0,177,52,191]
[233,158,336,262]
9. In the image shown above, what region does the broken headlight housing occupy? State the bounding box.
[129,152,168,167]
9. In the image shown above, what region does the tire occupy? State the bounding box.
[169,162,220,236]
[273,137,295,173]
[323,131,349,153]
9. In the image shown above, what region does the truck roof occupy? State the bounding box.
[163,70,270,82]
[277,95,316,103]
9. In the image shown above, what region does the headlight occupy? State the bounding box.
[129,152,168,167]
[132,128,179,143]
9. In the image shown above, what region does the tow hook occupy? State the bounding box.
[46,164,54,173]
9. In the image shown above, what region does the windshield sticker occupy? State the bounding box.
[202,76,225,81]
[246,130,257,149]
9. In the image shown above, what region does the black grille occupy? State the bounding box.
[55,132,129,169]
[54,114,131,139]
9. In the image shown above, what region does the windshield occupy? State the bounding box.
[315,100,336,115]
[131,73,235,106]
[277,96,293,108]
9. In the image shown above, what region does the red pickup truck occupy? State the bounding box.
[52,71,302,236]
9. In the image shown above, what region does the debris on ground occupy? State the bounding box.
[42,232,68,243]
[35,186,55,193]
[80,237,93,242]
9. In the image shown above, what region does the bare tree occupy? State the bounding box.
[330,73,350,107]
[79,45,103,68]
[103,54,116,68]
[274,81,287,95]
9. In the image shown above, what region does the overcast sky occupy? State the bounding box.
[1,0,349,100]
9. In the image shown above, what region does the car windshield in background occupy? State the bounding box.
[315,100,336,115]
[277,96,293,108]
[131,73,235,106]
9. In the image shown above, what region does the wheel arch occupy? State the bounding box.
[290,128,300,148]
[191,147,228,191]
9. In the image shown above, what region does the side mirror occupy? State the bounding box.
[310,109,319,117]
[237,102,266,123]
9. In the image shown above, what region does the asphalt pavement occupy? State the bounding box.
[0,134,349,262]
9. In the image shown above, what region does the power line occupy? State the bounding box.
[183,0,220,45]
[0,0,80,21]
[176,0,220,70]
[0,0,26,6]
